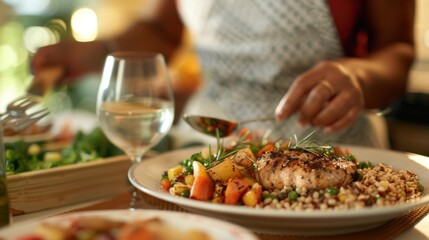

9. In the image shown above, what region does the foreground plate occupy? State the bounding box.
[129,146,429,236]
[0,210,258,240]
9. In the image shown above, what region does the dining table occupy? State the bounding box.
[4,117,429,240]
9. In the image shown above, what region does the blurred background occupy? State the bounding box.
[0,0,428,154]
[0,0,201,115]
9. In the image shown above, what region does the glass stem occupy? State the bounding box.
[133,155,142,163]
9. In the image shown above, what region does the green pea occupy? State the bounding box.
[180,189,190,198]
[327,187,339,195]
[288,191,298,201]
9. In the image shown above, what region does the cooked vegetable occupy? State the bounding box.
[159,130,424,211]
[167,165,184,182]
[207,158,243,184]
[184,174,195,186]
[231,148,256,167]
[288,191,298,201]
[19,216,212,240]
[190,161,214,201]
[161,179,171,190]
[224,178,250,205]
[171,183,190,196]
[255,143,275,158]
[242,183,262,207]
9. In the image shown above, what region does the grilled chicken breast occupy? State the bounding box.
[256,149,357,191]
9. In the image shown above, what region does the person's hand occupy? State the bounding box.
[275,61,365,132]
[31,39,108,85]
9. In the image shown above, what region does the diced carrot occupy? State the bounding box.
[191,175,214,201]
[190,161,214,201]
[160,179,171,190]
[237,128,253,141]
[224,178,251,205]
[333,145,350,156]
[344,148,350,156]
[255,143,275,158]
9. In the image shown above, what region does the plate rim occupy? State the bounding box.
[0,209,259,240]
[128,145,429,219]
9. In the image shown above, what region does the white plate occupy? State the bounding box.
[0,210,258,240]
[128,146,429,236]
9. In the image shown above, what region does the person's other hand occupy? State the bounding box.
[275,61,365,132]
[31,39,108,85]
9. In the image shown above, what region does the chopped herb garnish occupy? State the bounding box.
[287,130,334,155]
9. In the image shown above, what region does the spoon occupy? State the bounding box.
[182,114,276,138]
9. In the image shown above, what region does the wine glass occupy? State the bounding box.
[96,52,174,207]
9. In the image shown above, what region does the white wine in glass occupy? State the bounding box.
[97,52,174,163]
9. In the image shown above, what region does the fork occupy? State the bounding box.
[1,95,50,175]
[2,109,49,132]
[0,95,49,131]
[5,95,41,117]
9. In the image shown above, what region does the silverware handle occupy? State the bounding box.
[240,116,277,125]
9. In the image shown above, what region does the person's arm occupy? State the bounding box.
[31,0,183,85]
[106,0,183,60]
[275,0,415,132]
[342,0,415,109]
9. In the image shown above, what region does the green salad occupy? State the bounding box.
[4,127,123,175]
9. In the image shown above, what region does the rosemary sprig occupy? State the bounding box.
[206,129,252,169]
[203,129,335,170]
[287,130,333,155]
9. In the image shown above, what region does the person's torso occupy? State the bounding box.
[178,0,343,119]
[177,0,384,147]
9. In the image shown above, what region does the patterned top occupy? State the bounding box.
[177,0,388,148]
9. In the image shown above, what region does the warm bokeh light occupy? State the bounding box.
[0,19,28,111]
[0,75,27,112]
[0,44,17,72]
[4,0,51,15]
[46,18,67,41]
[23,26,57,53]
[71,7,98,42]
